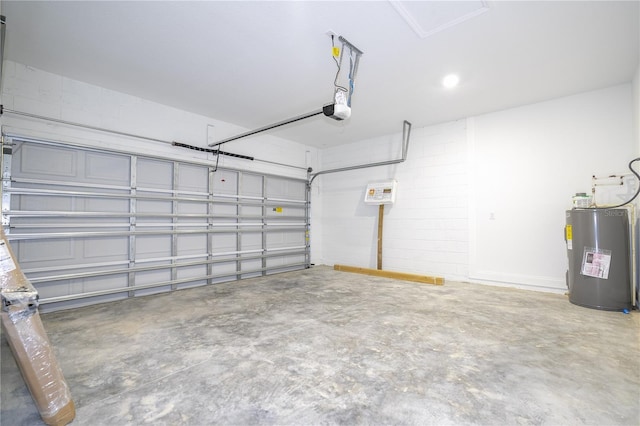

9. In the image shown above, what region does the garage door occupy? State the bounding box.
[2,135,309,311]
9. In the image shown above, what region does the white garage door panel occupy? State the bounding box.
[136,286,172,297]
[79,274,129,293]
[83,237,129,260]
[84,152,130,184]
[212,262,238,276]
[85,197,129,213]
[266,177,306,199]
[241,233,262,251]
[178,164,208,191]
[178,202,207,215]
[266,254,306,272]
[177,234,207,256]
[137,159,172,189]
[211,171,238,194]
[266,231,305,249]
[17,194,73,211]
[211,204,237,216]
[267,207,306,220]
[3,135,309,311]
[136,235,172,259]
[241,258,263,278]
[177,265,207,280]
[18,145,77,177]
[176,280,208,290]
[241,205,262,216]
[36,280,72,299]
[137,199,172,214]
[241,174,263,197]
[16,239,75,264]
[136,269,171,286]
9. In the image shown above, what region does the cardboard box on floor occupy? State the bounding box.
[0,231,75,426]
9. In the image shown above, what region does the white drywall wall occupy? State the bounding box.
[470,84,634,292]
[0,61,316,180]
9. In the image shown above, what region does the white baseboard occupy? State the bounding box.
[468,270,567,294]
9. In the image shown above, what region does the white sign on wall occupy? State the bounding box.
[364,180,398,205]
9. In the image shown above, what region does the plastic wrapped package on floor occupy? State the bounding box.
[0,232,76,426]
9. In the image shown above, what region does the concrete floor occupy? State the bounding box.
[1,265,639,425]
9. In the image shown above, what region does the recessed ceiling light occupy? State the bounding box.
[442,74,459,88]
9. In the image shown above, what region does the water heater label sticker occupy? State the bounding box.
[566,225,572,250]
[580,247,612,279]
[0,241,16,273]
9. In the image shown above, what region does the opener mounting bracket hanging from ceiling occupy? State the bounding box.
[209,35,363,149]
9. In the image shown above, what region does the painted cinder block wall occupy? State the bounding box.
[0,61,316,181]
[312,120,469,281]
[316,83,635,293]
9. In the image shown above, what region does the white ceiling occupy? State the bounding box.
[2,1,639,148]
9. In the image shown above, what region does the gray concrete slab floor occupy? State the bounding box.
[1,265,639,425]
